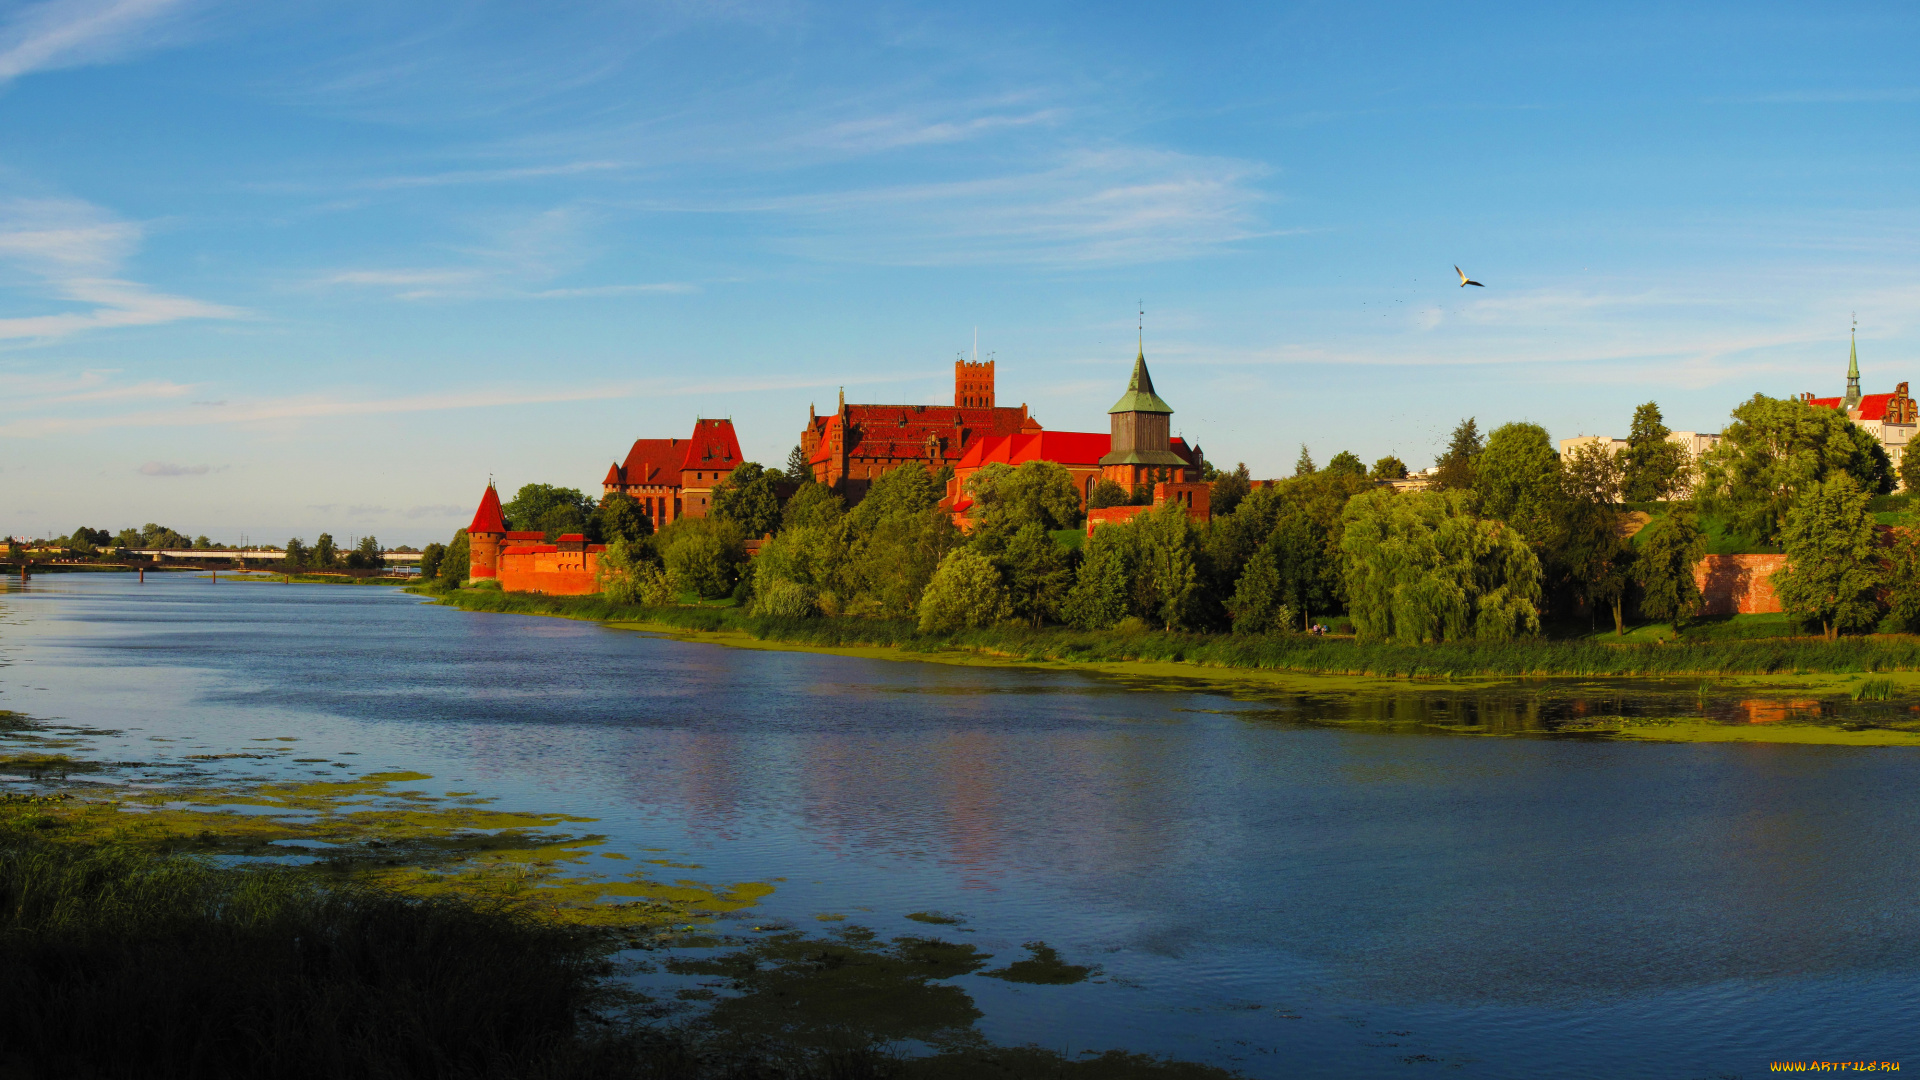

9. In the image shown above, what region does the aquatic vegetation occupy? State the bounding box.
[1852,678,1897,701]
[668,925,994,1048]
[905,910,965,925]
[982,941,1099,985]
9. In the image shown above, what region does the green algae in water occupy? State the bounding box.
[982,941,1099,985]
[667,925,993,1048]
[905,910,965,925]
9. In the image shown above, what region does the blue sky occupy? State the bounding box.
[2,0,1916,544]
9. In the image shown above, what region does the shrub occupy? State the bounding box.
[917,549,1012,633]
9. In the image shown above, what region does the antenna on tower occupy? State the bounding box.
[972,327,978,364]
[1137,299,1145,349]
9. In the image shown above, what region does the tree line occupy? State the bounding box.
[430,394,1920,641]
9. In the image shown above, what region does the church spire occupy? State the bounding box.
[1846,314,1862,409]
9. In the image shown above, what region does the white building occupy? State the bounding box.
[1558,431,1721,497]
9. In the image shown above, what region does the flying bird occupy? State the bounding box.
[1455,265,1484,288]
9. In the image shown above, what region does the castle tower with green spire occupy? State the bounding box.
[1097,343,1196,490]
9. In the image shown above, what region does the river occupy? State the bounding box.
[2,574,1916,1078]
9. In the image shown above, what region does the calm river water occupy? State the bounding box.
[3,574,1917,1078]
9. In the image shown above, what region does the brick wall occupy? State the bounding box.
[1694,554,1788,615]
[497,546,604,596]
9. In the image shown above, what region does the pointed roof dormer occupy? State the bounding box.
[1108,345,1174,415]
[469,483,507,534]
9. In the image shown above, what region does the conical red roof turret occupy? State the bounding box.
[469,483,507,534]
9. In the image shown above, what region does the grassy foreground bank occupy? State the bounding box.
[419,586,1920,679]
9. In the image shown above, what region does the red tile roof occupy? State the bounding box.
[1809,393,1901,420]
[1858,392,1899,421]
[806,403,1040,474]
[505,531,545,540]
[957,430,1111,470]
[469,484,507,534]
[615,438,684,486]
[680,418,741,472]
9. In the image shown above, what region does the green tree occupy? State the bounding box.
[1633,509,1706,631]
[1882,519,1920,631]
[782,482,845,532]
[658,518,747,599]
[419,542,445,580]
[916,548,1013,633]
[1293,445,1316,477]
[1474,422,1562,544]
[750,524,845,616]
[114,528,142,549]
[501,484,595,540]
[283,538,309,569]
[1431,418,1482,492]
[1622,402,1689,501]
[1324,451,1366,479]
[595,492,653,545]
[1062,526,1135,630]
[1698,394,1894,546]
[1370,456,1409,481]
[1137,503,1201,631]
[1339,489,1542,643]
[345,535,383,570]
[999,523,1075,627]
[1771,475,1882,639]
[786,444,811,481]
[1086,479,1131,509]
[1901,448,1920,497]
[437,530,469,588]
[1210,463,1252,516]
[965,460,1083,535]
[711,463,782,538]
[841,464,960,617]
[1558,442,1634,633]
[1231,509,1329,633]
[312,533,337,568]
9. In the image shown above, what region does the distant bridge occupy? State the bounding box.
[130,550,424,563]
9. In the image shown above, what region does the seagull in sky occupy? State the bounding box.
[1455,265,1484,288]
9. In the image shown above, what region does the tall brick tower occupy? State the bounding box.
[1098,344,1188,489]
[466,482,507,580]
[954,359,994,408]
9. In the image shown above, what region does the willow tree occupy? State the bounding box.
[1339,489,1541,643]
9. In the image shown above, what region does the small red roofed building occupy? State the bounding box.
[465,483,607,594]
[1800,328,1917,483]
[801,359,1038,503]
[601,418,744,528]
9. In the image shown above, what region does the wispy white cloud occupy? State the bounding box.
[137,460,209,476]
[0,196,240,341]
[803,106,1065,153]
[0,0,190,85]
[694,147,1275,267]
